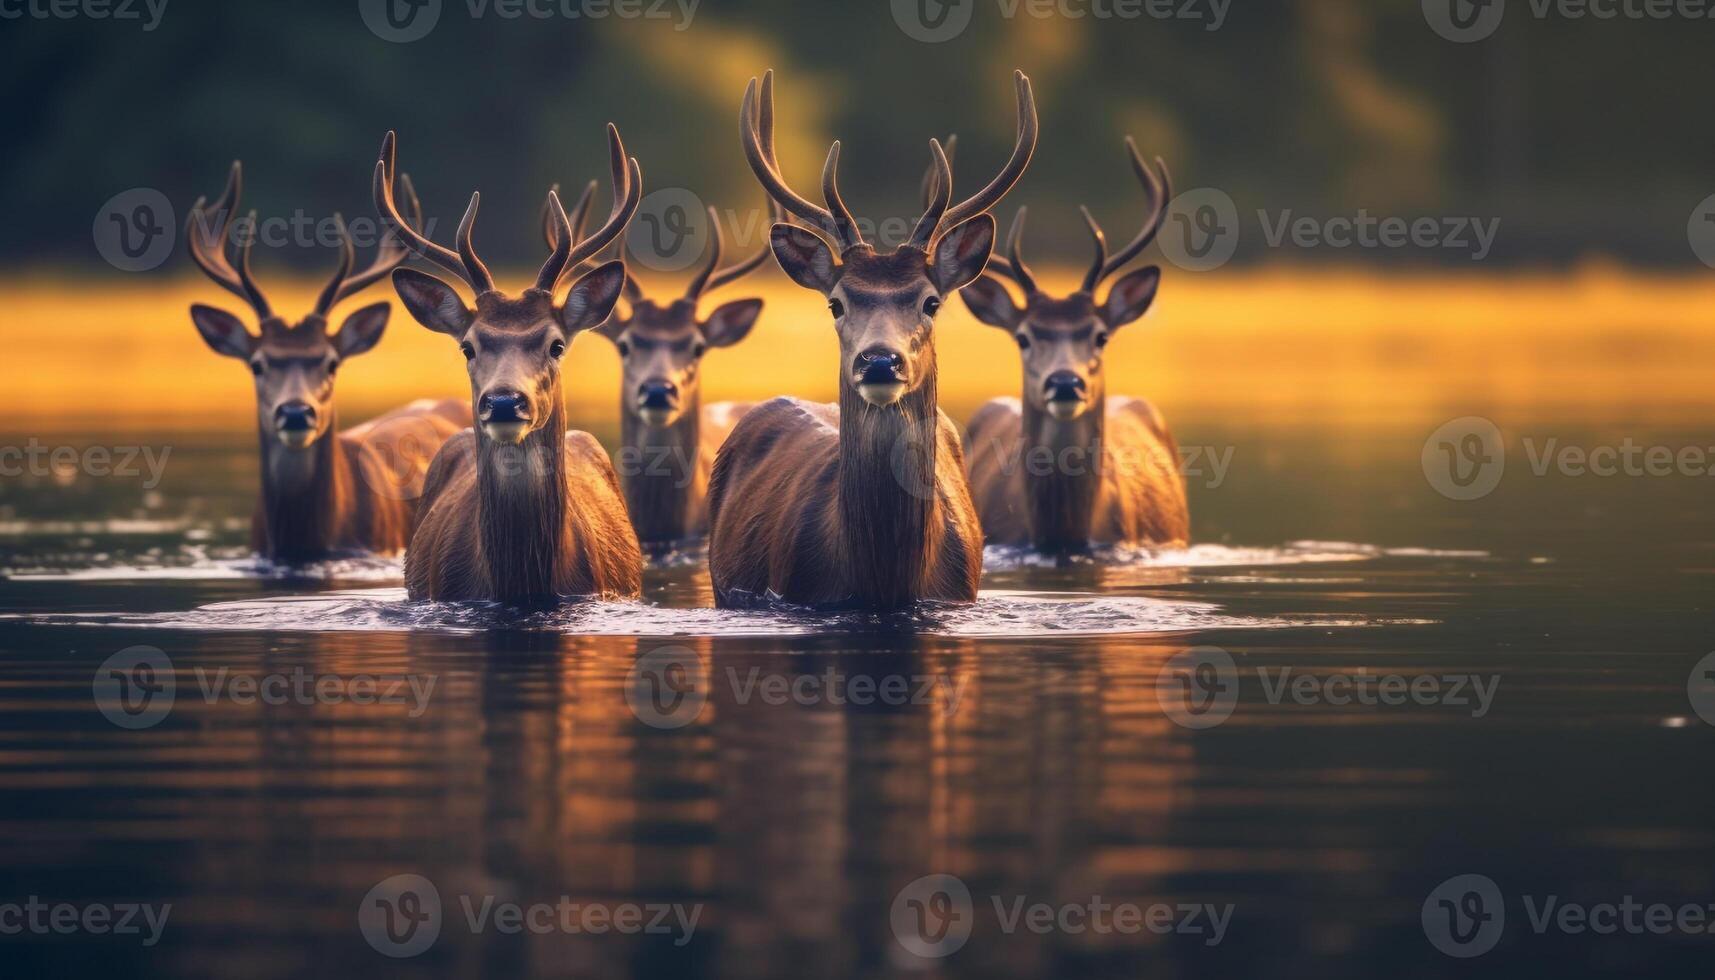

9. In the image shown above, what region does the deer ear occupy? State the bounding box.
[1101,266,1162,328]
[702,298,763,348]
[190,304,255,359]
[559,260,628,334]
[769,223,841,293]
[333,302,390,358]
[928,214,996,294]
[393,268,473,337]
[959,275,1023,329]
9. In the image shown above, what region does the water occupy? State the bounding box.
[1,423,1712,978]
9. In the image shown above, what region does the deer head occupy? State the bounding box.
[377,127,640,447]
[187,161,414,449]
[740,70,1037,409]
[959,139,1170,421]
[567,195,778,429]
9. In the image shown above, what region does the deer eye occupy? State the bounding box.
[692,341,707,358]
[922,296,941,317]
[828,298,845,319]
[249,360,264,377]
[1015,333,1030,350]
[460,342,475,362]
[616,340,631,357]
[326,358,339,376]
[1095,333,1109,349]
[549,340,566,359]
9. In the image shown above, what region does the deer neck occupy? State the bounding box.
[476,395,569,606]
[257,412,350,563]
[621,391,701,549]
[1022,387,1105,554]
[837,355,941,608]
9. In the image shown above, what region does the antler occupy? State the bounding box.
[1086,138,1171,291]
[934,71,1038,242]
[541,123,644,294]
[313,173,422,318]
[186,161,273,320]
[686,196,784,299]
[374,131,494,294]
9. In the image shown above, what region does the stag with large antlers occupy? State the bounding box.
[186,162,470,564]
[959,140,1189,553]
[557,192,778,553]
[378,127,645,603]
[706,70,1037,609]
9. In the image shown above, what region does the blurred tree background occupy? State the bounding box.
[3,0,1712,271]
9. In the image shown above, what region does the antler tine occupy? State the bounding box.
[740,72,841,245]
[1078,206,1109,295]
[454,192,496,293]
[1001,207,1039,295]
[821,141,865,250]
[683,205,726,299]
[919,134,956,212]
[374,131,472,287]
[230,210,273,319]
[542,179,598,252]
[534,188,574,293]
[186,161,273,321]
[701,197,784,295]
[937,71,1038,240]
[907,138,952,250]
[556,125,643,291]
[1095,140,1172,285]
[313,212,357,317]
[322,172,423,313]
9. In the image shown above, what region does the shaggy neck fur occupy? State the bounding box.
[257,411,351,563]
[477,392,569,606]
[1022,384,1105,554]
[837,350,942,609]
[621,390,700,550]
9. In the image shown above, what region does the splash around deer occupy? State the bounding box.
[960,139,1190,554]
[377,127,644,605]
[705,70,1038,610]
[186,161,469,564]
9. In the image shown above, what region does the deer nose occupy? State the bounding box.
[638,380,679,410]
[275,402,317,432]
[1044,372,1087,402]
[856,349,906,385]
[479,390,531,424]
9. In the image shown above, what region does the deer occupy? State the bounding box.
[376,126,646,604]
[958,138,1190,554]
[546,189,779,553]
[705,69,1038,610]
[186,161,471,564]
